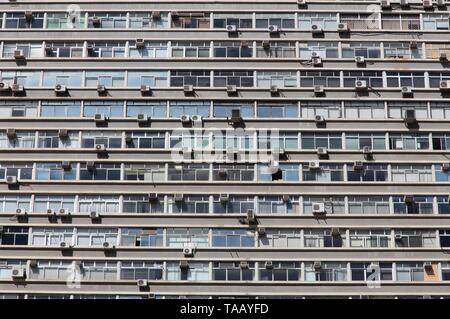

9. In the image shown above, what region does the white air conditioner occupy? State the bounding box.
[0,82,11,91]
[140,85,151,94]
[54,84,67,94]
[60,241,71,249]
[180,114,191,124]
[96,84,106,93]
[135,38,145,49]
[226,25,237,33]
[314,85,325,95]
[355,56,365,64]
[183,247,195,257]
[265,261,273,269]
[6,176,18,185]
[183,85,194,93]
[380,0,391,9]
[13,50,24,59]
[268,25,279,34]
[315,114,325,123]
[240,261,249,269]
[103,242,114,249]
[191,115,203,123]
[311,24,323,34]
[137,113,150,123]
[337,23,349,32]
[220,193,229,203]
[297,0,307,5]
[174,194,184,202]
[137,279,148,287]
[270,85,279,93]
[47,208,54,215]
[94,113,108,123]
[355,80,368,90]
[11,266,25,279]
[401,86,413,96]
[312,202,326,215]
[317,147,328,156]
[90,211,100,219]
[95,144,107,152]
[442,163,450,172]
[15,208,25,215]
[11,84,24,94]
[353,161,364,170]
[313,261,322,269]
[306,162,319,172]
[312,56,322,66]
[363,146,372,154]
[440,80,450,91]
[227,85,237,93]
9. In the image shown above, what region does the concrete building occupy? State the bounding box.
[0,0,449,299]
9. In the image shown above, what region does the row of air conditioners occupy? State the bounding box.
[180,114,203,124]
[0,82,24,94]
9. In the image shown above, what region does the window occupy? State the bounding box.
[33,195,75,213]
[170,70,210,87]
[169,101,210,117]
[126,101,166,118]
[303,196,345,214]
[304,229,345,248]
[440,230,450,248]
[213,102,254,118]
[340,13,376,30]
[429,72,450,88]
[29,261,73,280]
[298,13,338,29]
[78,195,120,214]
[351,262,392,281]
[213,14,253,28]
[42,71,82,87]
[87,41,126,58]
[388,102,428,119]
[87,12,127,29]
[257,71,297,88]
[437,196,450,214]
[129,12,169,29]
[347,164,388,182]
[5,12,44,29]
[396,263,424,281]
[120,261,163,280]
[345,133,386,150]
[299,71,340,87]
[389,133,429,150]
[83,101,124,117]
[213,195,254,214]
[430,102,450,120]
[31,228,74,246]
[432,134,450,150]
[344,101,385,119]
[425,43,450,59]
[341,42,381,58]
[171,13,210,29]
[213,41,252,58]
[0,195,31,213]
[298,42,339,59]
[126,131,165,149]
[35,163,76,180]
[170,131,209,149]
[349,230,390,248]
[122,195,164,214]
[212,164,254,181]
[422,13,450,30]
[0,131,35,148]
[166,262,209,281]
[0,101,38,118]
[305,262,347,281]
[0,71,40,87]
[79,261,117,281]
[384,42,422,59]
[391,165,432,183]
[256,41,296,58]
[301,101,342,119]
[386,72,425,88]
[381,14,420,30]
[129,41,168,58]
[343,71,383,88]
[257,196,299,214]
[79,163,121,181]
[441,262,450,280]
[128,71,168,87]
[0,163,33,180]
[38,131,78,148]
[257,131,298,149]
[76,228,118,247]
[394,230,436,248]
[213,71,254,87]
[212,229,254,247]
[393,196,434,214]
[81,131,121,149]
[212,131,254,150]
[166,228,209,247]
[259,262,301,281]
[123,164,165,181]
[47,12,85,29]
[2,42,42,58]
[0,227,28,245]
[257,103,298,118]
[40,101,81,117]
[168,195,210,214]
[0,260,27,280]
[168,164,209,181]
[258,229,302,248]
[348,196,390,215]
[301,133,342,149]
[255,13,295,28]
[120,228,164,247]
[257,163,300,182]
[212,262,255,281]
[172,41,210,58]
[436,164,450,182]
[85,71,125,87]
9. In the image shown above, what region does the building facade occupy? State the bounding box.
[0,0,450,299]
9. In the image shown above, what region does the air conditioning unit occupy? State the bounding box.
[404,109,416,124]
[312,202,326,215]
[264,261,273,269]
[58,129,69,139]
[95,144,107,153]
[270,85,279,94]
[401,86,413,96]
[437,0,446,7]
[6,129,16,139]
[148,193,158,202]
[59,241,71,249]
[192,115,203,124]
[182,147,193,160]
[6,176,18,185]
[47,208,55,215]
[135,39,145,49]
[268,25,279,34]
[331,228,340,236]
[180,115,191,124]
[297,0,307,5]
[262,40,270,49]
[174,194,184,202]
[170,11,179,20]
[240,261,249,269]
[94,113,108,123]
[409,41,418,50]
[423,0,433,8]
[61,161,71,170]
[91,16,101,25]
[179,260,189,269]
[220,193,229,203]
[97,84,106,94]
[403,195,414,204]
[315,114,325,124]
[312,56,322,66]
[355,56,365,64]
[314,85,325,95]
[246,209,256,223]
[152,11,161,20]
[257,227,266,236]
[15,208,26,216]
[353,161,364,170]
[308,161,320,169]
[24,11,33,21]
[226,25,237,33]
[311,24,323,34]
[317,147,328,156]
[86,161,96,171]
[282,195,290,203]
[337,23,349,33]
[313,261,322,269]
[137,279,148,287]
[14,50,25,60]
[363,146,372,155]
[0,82,11,91]
[240,41,248,48]
[442,163,450,172]
[54,84,67,95]
[137,114,150,124]
[231,109,243,124]
[227,85,237,94]
[140,85,151,94]
[272,148,286,158]
[29,260,38,268]
[424,261,433,270]
[103,242,114,249]
[59,208,67,215]
[183,247,195,257]
[11,266,25,279]
[380,0,391,9]
[440,80,450,91]
[11,84,24,94]
[355,80,368,90]
[399,0,409,7]
[183,85,194,94]
[440,53,448,62]
[90,211,100,219]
